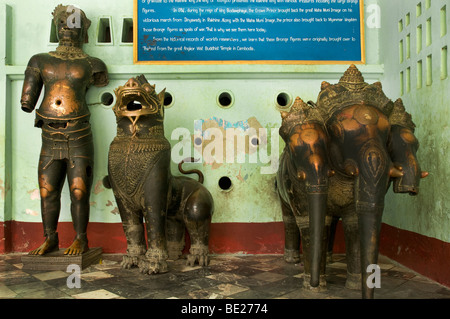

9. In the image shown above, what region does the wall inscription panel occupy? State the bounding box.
[134,0,365,64]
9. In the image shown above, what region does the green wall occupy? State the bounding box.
[379,0,450,242]
[5,0,446,245]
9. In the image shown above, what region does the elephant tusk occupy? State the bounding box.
[390,167,404,178]
[421,171,429,179]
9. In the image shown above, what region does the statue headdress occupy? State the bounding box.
[389,98,416,131]
[279,97,324,141]
[52,4,91,43]
[338,64,367,91]
[315,64,394,121]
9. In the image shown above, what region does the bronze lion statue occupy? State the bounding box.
[104,75,214,274]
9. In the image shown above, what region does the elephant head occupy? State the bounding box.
[278,97,332,288]
[388,98,428,195]
[317,65,403,298]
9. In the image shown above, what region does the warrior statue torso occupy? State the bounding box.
[22,50,108,121]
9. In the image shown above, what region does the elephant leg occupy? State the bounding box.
[115,197,146,269]
[183,189,213,267]
[166,213,186,261]
[341,208,362,290]
[281,199,301,263]
[327,215,340,263]
[358,204,384,299]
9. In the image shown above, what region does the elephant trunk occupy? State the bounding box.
[307,187,328,288]
[354,141,391,299]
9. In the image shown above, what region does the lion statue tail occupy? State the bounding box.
[178,157,204,184]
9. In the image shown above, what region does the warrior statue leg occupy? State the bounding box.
[29,156,66,255]
[64,157,93,255]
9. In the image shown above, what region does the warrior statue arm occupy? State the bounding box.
[89,57,109,87]
[20,55,43,113]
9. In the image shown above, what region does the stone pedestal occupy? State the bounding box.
[21,247,102,271]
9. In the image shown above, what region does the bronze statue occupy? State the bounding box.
[319,66,395,298]
[104,75,214,274]
[279,65,427,299]
[388,98,429,193]
[277,97,333,290]
[20,4,108,256]
[320,66,427,299]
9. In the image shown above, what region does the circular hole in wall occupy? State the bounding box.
[217,91,234,108]
[194,137,203,146]
[164,92,174,108]
[218,176,233,191]
[276,92,292,109]
[101,92,114,106]
[251,136,259,146]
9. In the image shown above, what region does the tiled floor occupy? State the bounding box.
[1,252,449,300]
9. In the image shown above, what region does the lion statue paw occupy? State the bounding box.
[121,247,146,269]
[121,255,141,269]
[187,244,210,267]
[138,249,169,274]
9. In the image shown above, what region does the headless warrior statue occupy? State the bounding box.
[20,5,108,255]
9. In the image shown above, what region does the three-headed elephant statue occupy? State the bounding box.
[278,65,428,299]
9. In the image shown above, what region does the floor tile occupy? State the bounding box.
[81,271,114,281]
[0,284,17,298]
[72,288,122,299]
[16,286,72,299]
[32,270,69,281]
[210,283,250,296]
[206,272,244,283]
[0,253,447,300]
[250,271,287,283]
[7,281,52,295]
